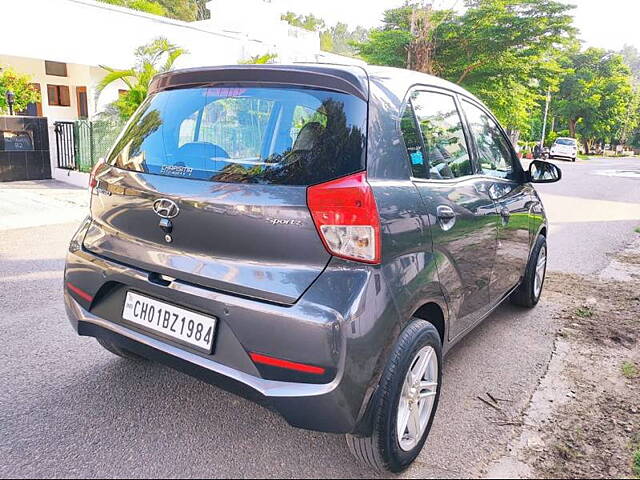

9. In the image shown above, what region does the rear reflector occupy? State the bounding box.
[249,352,326,375]
[66,282,93,302]
[307,172,381,264]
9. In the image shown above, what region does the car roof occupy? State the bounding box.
[364,65,484,104]
[150,63,485,107]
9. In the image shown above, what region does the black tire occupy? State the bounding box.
[96,338,145,361]
[346,320,442,473]
[510,234,547,308]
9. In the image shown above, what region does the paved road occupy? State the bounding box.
[1,158,639,478]
[533,156,640,274]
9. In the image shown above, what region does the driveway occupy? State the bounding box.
[1,157,639,478]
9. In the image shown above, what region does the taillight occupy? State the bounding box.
[89,158,105,190]
[307,172,381,264]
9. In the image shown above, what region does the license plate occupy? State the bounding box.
[122,291,217,353]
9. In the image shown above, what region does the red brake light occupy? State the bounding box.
[307,172,381,264]
[249,352,326,375]
[66,282,94,302]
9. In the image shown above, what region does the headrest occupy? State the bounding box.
[292,122,324,151]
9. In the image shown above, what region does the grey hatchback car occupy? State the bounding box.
[64,64,560,472]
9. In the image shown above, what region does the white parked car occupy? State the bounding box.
[549,137,578,162]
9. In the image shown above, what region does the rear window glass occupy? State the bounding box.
[555,138,576,146]
[108,86,367,185]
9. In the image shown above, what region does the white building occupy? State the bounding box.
[0,0,364,185]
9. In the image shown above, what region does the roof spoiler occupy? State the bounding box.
[149,65,369,101]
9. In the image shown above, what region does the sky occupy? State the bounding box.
[273,0,640,51]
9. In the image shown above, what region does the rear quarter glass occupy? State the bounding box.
[107,86,367,186]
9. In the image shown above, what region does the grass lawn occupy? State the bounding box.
[577,153,639,160]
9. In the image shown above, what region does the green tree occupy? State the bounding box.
[0,67,41,115]
[618,88,640,147]
[320,23,369,57]
[97,38,186,120]
[555,48,635,152]
[438,0,574,136]
[280,12,325,32]
[98,0,200,21]
[195,0,210,20]
[631,126,640,149]
[354,0,576,133]
[352,4,415,68]
[620,45,640,83]
[380,4,415,31]
[281,11,368,57]
[155,0,198,21]
[355,30,413,68]
[320,31,334,52]
[239,53,278,64]
[98,0,168,16]
[620,46,640,147]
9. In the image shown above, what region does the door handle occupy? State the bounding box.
[437,205,456,220]
[500,207,511,225]
[436,205,456,231]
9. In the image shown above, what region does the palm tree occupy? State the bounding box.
[239,53,278,65]
[97,37,187,119]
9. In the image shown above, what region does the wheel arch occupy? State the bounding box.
[353,294,449,437]
[539,225,547,238]
[411,301,446,346]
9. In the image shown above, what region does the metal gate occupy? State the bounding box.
[54,119,123,173]
[74,120,94,173]
[54,121,76,170]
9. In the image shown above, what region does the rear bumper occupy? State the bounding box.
[66,291,358,432]
[550,151,576,159]
[64,241,400,434]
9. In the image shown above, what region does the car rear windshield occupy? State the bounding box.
[107,86,367,185]
[555,138,576,146]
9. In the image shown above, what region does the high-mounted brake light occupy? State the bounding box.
[307,172,381,264]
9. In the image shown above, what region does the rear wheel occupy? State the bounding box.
[96,338,145,361]
[346,320,442,473]
[510,235,547,308]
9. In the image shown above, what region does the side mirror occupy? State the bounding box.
[528,160,561,184]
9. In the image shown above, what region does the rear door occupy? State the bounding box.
[461,99,531,300]
[83,85,368,305]
[404,89,500,339]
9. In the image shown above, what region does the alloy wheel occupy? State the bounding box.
[396,345,438,451]
[533,245,547,299]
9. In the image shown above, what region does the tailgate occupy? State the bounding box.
[83,79,367,305]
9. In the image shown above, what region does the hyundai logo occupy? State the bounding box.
[153,198,180,219]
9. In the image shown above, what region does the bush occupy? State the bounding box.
[0,67,41,114]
